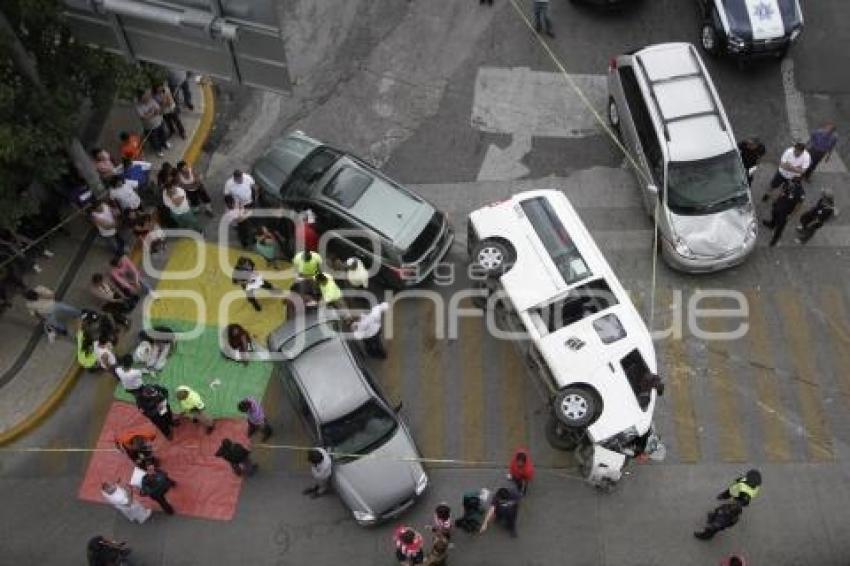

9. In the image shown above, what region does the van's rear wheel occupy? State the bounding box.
[471,239,515,277]
[553,387,597,428]
[607,97,620,131]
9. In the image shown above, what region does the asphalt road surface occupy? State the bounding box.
[4,1,850,565]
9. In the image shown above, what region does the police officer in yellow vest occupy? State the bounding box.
[314,272,342,305]
[717,469,761,506]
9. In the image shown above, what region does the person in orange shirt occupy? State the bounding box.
[115,428,158,469]
[119,131,143,160]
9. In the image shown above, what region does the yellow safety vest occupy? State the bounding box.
[76,331,98,369]
[729,481,759,501]
[177,386,205,411]
[318,274,342,303]
[293,252,322,277]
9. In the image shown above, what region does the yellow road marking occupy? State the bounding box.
[460,307,485,462]
[666,337,700,463]
[819,287,850,413]
[704,309,746,462]
[418,301,444,460]
[777,290,832,461]
[501,341,527,457]
[744,290,790,462]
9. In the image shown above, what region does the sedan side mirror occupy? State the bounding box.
[647,184,659,195]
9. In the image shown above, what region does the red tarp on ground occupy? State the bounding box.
[78,401,250,521]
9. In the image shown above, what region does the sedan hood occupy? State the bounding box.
[669,205,754,257]
[333,427,423,518]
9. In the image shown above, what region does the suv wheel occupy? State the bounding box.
[471,239,515,277]
[607,97,620,132]
[553,386,597,428]
[700,23,719,56]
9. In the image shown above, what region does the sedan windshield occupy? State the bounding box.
[667,151,748,215]
[321,399,398,457]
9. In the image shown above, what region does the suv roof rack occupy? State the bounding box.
[635,44,726,142]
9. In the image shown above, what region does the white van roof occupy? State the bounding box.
[633,43,734,162]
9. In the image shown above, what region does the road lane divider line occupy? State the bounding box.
[460,303,486,463]
[418,301,445,460]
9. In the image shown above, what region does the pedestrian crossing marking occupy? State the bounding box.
[665,335,701,464]
[383,301,405,407]
[704,313,747,463]
[819,288,850,411]
[418,300,445,460]
[501,342,528,456]
[459,305,486,463]
[745,290,791,463]
[777,290,833,462]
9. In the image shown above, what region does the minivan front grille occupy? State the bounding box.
[403,212,443,263]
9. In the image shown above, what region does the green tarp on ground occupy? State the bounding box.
[114,319,273,419]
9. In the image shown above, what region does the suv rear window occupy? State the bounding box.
[520,197,591,285]
[534,278,618,333]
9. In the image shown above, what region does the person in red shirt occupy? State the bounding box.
[119,131,143,160]
[508,448,535,495]
[114,427,157,468]
[294,210,319,252]
[393,526,424,565]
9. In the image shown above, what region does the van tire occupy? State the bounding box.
[471,239,515,277]
[607,97,620,132]
[553,386,597,428]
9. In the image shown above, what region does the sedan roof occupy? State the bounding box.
[292,337,372,424]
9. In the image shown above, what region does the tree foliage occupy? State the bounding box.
[0,0,162,230]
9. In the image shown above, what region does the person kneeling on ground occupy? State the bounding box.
[224,323,256,365]
[303,447,332,498]
[215,438,257,477]
[134,327,175,371]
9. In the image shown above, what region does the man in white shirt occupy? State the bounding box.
[765,142,811,201]
[115,354,151,396]
[351,302,389,359]
[303,447,332,498]
[223,169,256,207]
[107,175,141,213]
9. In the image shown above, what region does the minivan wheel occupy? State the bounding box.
[607,98,620,131]
[553,386,597,428]
[471,239,515,277]
[700,24,719,56]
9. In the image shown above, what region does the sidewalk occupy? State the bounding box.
[0,78,214,442]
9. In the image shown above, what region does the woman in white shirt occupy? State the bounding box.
[90,200,125,255]
[176,160,213,216]
[162,182,202,232]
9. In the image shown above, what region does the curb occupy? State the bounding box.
[0,81,217,446]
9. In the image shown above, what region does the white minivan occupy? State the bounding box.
[467,190,661,454]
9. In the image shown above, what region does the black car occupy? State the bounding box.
[697,0,803,58]
[252,131,454,288]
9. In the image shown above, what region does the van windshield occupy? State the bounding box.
[667,151,749,215]
[520,197,591,285]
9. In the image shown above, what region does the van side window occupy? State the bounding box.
[618,66,664,189]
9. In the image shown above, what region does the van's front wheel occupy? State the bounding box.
[471,239,515,277]
[553,386,597,428]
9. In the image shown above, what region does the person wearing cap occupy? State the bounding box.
[762,178,805,246]
[764,142,810,202]
[393,526,425,565]
[223,169,256,207]
[136,383,175,439]
[797,188,838,244]
[292,249,322,278]
[175,385,215,434]
[804,124,838,181]
[717,469,762,506]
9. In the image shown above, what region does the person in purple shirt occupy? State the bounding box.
[237,397,273,440]
[805,124,838,180]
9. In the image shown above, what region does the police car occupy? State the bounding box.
[697,0,804,58]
